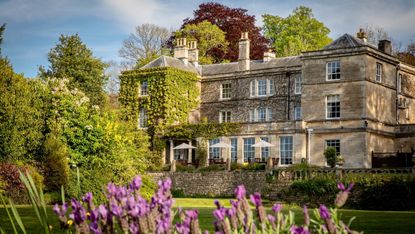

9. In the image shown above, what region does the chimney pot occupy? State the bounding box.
[263,49,276,62]
[356,28,368,42]
[378,40,392,55]
[238,32,250,71]
[174,37,189,64]
[188,40,199,66]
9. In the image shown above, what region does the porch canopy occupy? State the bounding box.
[173,143,196,150]
[251,140,274,148]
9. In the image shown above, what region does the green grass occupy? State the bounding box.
[1,199,415,233]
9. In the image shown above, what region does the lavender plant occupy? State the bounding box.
[53,176,360,234]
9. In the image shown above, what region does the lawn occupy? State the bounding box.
[1,199,415,233]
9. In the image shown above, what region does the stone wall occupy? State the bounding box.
[150,171,269,196]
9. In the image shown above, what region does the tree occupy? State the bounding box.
[119,23,171,68]
[362,24,391,46]
[40,34,108,107]
[176,20,228,64]
[0,59,44,162]
[263,6,332,57]
[0,23,5,55]
[181,2,268,61]
[397,41,415,66]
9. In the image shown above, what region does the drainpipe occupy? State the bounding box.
[287,72,291,120]
[307,128,314,164]
[396,64,400,124]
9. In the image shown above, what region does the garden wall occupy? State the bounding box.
[148,168,415,198]
[149,171,271,197]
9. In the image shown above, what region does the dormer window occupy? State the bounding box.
[326,61,341,80]
[140,80,148,96]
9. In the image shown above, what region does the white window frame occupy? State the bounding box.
[138,108,148,129]
[220,83,232,100]
[294,106,301,120]
[257,107,267,122]
[376,63,382,82]
[257,79,268,97]
[269,79,275,96]
[249,107,273,122]
[243,137,255,162]
[280,136,293,165]
[326,95,340,119]
[219,111,232,123]
[140,80,148,96]
[230,138,238,162]
[295,74,302,94]
[209,138,221,159]
[326,61,341,81]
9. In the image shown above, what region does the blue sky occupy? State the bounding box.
[1,0,415,78]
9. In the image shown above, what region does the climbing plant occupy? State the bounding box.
[120,67,199,129]
[164,122,240,140]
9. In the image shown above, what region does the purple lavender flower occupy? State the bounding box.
[249,192,262,207]
[272,203,282,213]
[53,202,68,217]
[70,198,86,225]
[89,222,102,234]
[234,185,246,200]
[110,203,123,218]
[267,214,276,223]
[129,223,139,234]
[319,204,331,220]
[290,225,310,234]
[213,209,225,221]
[130,175,142,190]
[335,182,355,207]
[98,205,108,220]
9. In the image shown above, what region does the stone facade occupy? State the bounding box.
[131,30,415,168]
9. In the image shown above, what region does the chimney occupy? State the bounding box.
[263,49,276,62]
[174,38,189,64]
[378,40,392,55]
[356,28,367,43]
[238,32,250,71]
[187,40,199,66]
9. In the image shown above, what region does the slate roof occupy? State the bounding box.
[140,55,199,74]
[324,33,373,50]
[200,56,301,76]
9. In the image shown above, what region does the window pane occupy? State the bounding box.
[209,138,221,159]
[327,61,340,80]
[258,107,266,122]
[295,107,301,120]
[261,137,269,161]
[222,83,231,99]
[269,79,275,95]
[258,80,267,96]
[295,74,302,94]
[139,108,148,128]
[231,138,238,162]
[280,136,293,165]
[326,140,340,156]
[244,138,255,162]
[250,81,256,97]
[141,80,148,96]
[326,95,340,118]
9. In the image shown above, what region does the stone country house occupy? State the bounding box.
[120,30,415,168]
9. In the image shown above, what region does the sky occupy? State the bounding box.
[1,0,415,78]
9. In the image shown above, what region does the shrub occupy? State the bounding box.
[242,162,266,171]
[196,164,225,172]
[176,164,196,172]
[0,163,44,204]
[324,147,337,167]
[42,132,70,192]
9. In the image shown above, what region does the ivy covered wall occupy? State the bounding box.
[119,66,200,132]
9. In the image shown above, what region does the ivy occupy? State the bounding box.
[164,122,240,140]
[119,66,200,133]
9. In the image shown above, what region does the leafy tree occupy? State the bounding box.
[40,34,108,107]
[263,6,332,57]
[176,20,228,64]
[0,59,44,162]
[181,2,268,61]
[119,23,171,68]
[0,23,5,55]
[397,41,415,66]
